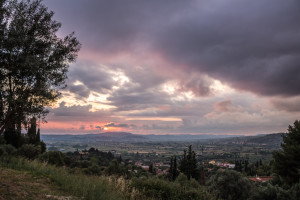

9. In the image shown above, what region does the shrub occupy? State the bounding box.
[84,164,102,176]
[208,170,253,200]
[39,151,65,166]
[0,144,17,156]
[131,176,212,200]
[249,183,290,200]
[17,144,41,159]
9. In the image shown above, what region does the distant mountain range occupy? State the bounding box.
[41,132,284,145]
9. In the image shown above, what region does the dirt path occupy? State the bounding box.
[0,168,77,200]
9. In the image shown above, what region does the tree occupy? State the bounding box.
[169,156,179,181]
[179,145,198,180]
[273,120,300,185]
[0,0,80,144]
[149,163,155,174]
[208,170,253,200]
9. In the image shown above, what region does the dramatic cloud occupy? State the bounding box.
[48,102,113,122]
[270,96,300,112]
[40,0,300,134]
[105,122,129,128]
[45,0,300,97]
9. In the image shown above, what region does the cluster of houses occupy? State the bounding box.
[135,161,169,175]
[208,160,235,168]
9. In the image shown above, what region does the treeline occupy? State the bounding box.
[1,120,300,199]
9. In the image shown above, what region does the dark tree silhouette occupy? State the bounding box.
[0,0,80,146]
[169,156,179,181]
[273,120,300,185]
[179,145,198,180]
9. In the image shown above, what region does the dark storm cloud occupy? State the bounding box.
[271,96,300,112]
[154,1,300,97]
[51,102,92,117]
[68,84,90,98]
[44,0,188,53]
[67,61,116,95]
[45,0,300,97]
[104,122,129,128]
[107,90,170,111]
[48,102,114,122]
[124,102,212,118]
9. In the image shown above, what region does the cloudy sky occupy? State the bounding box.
[41,0,300,135]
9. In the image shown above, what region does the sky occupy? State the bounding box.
[41,0,300,135]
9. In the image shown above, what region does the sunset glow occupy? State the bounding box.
[40,0,300,135]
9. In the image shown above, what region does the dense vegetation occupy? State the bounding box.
[1,120,300,199]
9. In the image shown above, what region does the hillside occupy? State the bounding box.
[213,133,284,147]
[41,132,146,143]
[0,168,76,200]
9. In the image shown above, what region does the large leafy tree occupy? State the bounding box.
[208,170,253,200]
[273,120,300,185]
[0,0,80,144]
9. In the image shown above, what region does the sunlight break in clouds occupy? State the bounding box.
[41,0,300,135]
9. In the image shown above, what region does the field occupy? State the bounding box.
[42,133,282,166]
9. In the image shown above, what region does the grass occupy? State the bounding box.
[0,156,130,200]
[0,168,76,200]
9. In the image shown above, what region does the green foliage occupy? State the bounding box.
[179,145,198,180]
[290,182,300,200]
[249,183,290,200]
[3,128,24,148]
[83,164,102,176]
[0,144,16,156]
[0,135,5,144]
[105,159,129,177]
[273,120,300,185]
[208,170,253,200]
[17,144,41,159]
[169,156,179,181]
[0,157,126,200]
[39,151,65,166]
[39,140,46,153]
[131,176,212,200]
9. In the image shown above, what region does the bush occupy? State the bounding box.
[17,144,41,159]
[84,164,102,176]
[208,170,253,200]
[290,182,300,200]
[249,183,290,200]
[131,176,212,200]
[39,151,65,166]
[0,136,6,144]
[0,144,17,156]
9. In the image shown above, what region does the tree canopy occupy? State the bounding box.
[179,145,198,180]
[0,0,80,143]
[273,120,300,185]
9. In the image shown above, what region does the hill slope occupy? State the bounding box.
[0,168,76,200]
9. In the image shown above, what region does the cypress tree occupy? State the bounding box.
[179,145,198,180]
[273,120,300,185]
